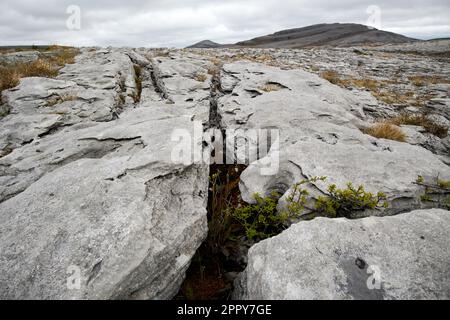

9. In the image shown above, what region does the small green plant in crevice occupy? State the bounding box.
[232,177,389,241]
[415,175,450,209]
[232,191,281,241]
[314,182,388,218]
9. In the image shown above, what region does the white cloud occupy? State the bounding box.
[0,0,449,47]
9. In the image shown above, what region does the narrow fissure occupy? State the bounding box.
[175,66,251,300]
[175,164,249,300]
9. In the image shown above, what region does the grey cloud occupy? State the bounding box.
[0,0,449,47]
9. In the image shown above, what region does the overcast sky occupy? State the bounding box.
[1,0,449,47]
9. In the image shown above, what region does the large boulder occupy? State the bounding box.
[234,209,450,300]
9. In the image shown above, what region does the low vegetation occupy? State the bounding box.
[363,123,407,142]
[233,177,388,241]
[416,175,450,209]
[320,70,441,107]
[387,113,448,138]
[260,83,283,92]
[179,168,391,299]
[194,73,208,82]
[408,75,450,87]
[314,183,388,218]
[0,46,79,102]
[45,94,77,107]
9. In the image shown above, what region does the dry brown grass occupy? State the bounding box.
[321,71,383,91]
[408,75,450,87]
[0,47,79,94]
[387,114,448,138]
[194,73,208,82]
[0,67,20,93]
[260,83,282,92]
[45,94,77,107]
[364,123,406,142]
[1,46,79,111]
[319,70,437,107]
[372,90,413,105]
[320,70,342,85]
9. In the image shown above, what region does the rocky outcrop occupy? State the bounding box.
[0,44,448,300]
[216,62,449,217]
[0,48,210,299]
[234,209,450,300]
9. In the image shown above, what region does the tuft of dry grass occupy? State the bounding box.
[387,114,448,138]
[17,59,59,78]
[319,70,437,107]
[260,83,283,92]
[409,75,450,87]
[45,94,77,107]
[194,73,208,82]
[350,78,380,91]
[0,67,20,93]
[364,123,406,142]
[320,70,342,85]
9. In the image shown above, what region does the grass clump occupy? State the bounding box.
[387,114,448,138]
[260,83,283,92]
[45,94,77,107]
[194,73,208,82]
[0,67,20,93]
[363,123,406,142]
[409,75,450,87]
[320,70,342,85]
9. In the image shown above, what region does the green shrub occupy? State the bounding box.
[232,177,388,241]
[315,183,388,218]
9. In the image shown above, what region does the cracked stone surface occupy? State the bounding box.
[0,43,449,299]
[0,48,210,299]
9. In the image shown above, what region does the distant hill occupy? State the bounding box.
[187,40,223,48]
[235,23,416,48]
[187,23,417,49]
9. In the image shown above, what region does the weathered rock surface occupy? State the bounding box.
[0,44,448,300]
[234,209,450,300]
[214,62,449,216]
[0,48,210,299]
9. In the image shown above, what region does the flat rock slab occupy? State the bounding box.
[234,209,450,300]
